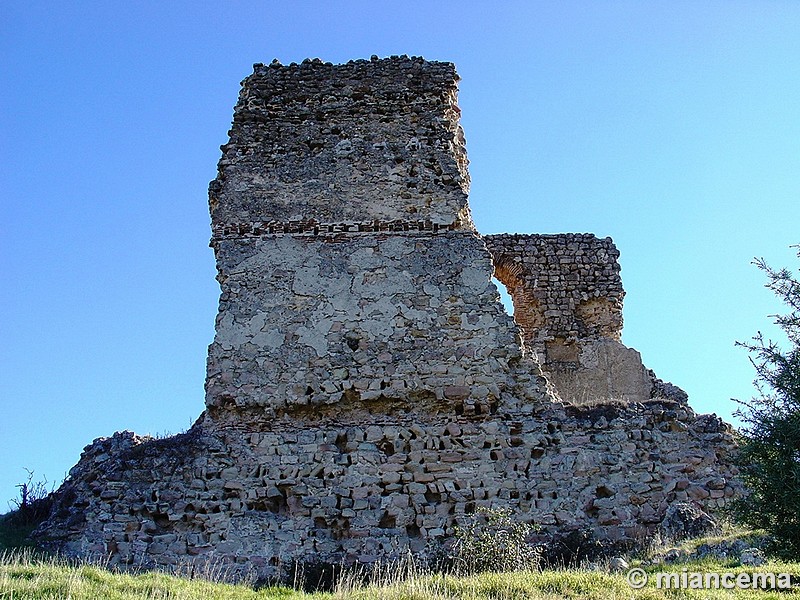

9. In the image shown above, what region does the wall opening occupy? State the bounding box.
[492,260,545,344]
[491,277,514,316]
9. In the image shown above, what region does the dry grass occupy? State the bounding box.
[3,535,800,599]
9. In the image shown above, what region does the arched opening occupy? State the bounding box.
[491,259,545,344]
[491,276,514,316]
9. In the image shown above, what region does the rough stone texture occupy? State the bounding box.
[609,557,629,572]
[205,232,539,417]
[484,233,663,405]
[38,401,738,579]
[547,339,654,405]
[659,501,718,543]
[739,548,767,567]
[34,56,740,581]
[209,56,472,229]
[484,234,624,346]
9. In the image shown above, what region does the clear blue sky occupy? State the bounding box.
[2,1,799,508]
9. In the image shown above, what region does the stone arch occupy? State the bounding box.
[491,258,545,344]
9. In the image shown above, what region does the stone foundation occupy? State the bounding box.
[38,399,737,580]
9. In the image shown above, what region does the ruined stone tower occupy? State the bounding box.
[204,57,537,420]
[35,56,738,580]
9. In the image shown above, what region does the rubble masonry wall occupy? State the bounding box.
[34,56,739,581]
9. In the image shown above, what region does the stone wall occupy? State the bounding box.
[205,232,542,418]
[37,400,737,580]
[34,56,739,582]
[204,55,533,418]
[484,233,624,348]
[209,56,472,229]
[485,233,658,405]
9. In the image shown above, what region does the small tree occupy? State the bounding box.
[732,246,800,556]
[8,469,52,525]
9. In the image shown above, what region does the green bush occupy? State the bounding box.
[732,247,800,557]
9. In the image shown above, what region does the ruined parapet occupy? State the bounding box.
[205,56,540,418]
[484,233,653,404]
[484,233,624,346]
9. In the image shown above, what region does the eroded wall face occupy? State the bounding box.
[205,232,534,417]
[485,234,653,404]
[205,56,538,417]
[484,233,624,346]
[41,403,738,580]
[209,57,472,229]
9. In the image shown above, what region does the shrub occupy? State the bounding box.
[449,506,540,574]
[732,247,800,557]
[0,470,54,549]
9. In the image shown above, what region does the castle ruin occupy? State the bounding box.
[35,56,738,579]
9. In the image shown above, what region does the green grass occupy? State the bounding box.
[2,549,800,600]
[0,549,297,599]
[1,521,798,599]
